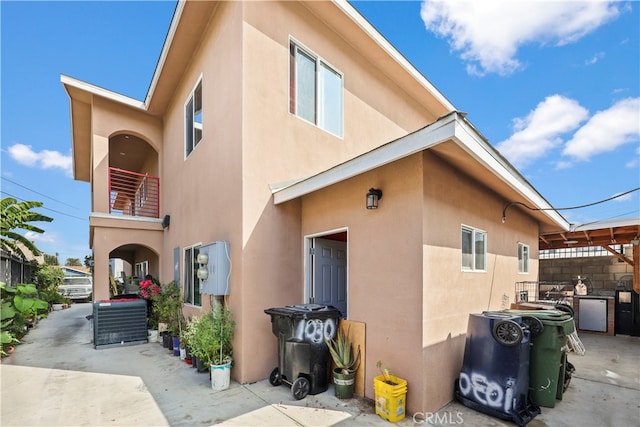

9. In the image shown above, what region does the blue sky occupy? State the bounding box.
[2,1,639,264]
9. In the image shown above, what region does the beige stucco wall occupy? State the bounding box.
[158,2,244,322]
[75,2,546,415]
[421,151,540,412]
[89,217,163,301]
[239,0,447,385]
[295,150,541,415]
[88,92,164,300]
[299,154,425,411]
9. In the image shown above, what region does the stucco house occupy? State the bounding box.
[61,0,570,414]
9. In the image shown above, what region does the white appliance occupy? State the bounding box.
[579,299,607,332]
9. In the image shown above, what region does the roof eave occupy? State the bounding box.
[452,117,570,231]
[273,111,459,204]
[272,111,570,232]
[61,74,147,110]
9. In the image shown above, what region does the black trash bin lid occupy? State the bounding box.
[264,303,341,319]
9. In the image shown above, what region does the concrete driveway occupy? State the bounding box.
[1,303,638,426]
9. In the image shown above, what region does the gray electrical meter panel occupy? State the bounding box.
[198,241,230,295]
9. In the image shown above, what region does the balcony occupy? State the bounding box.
[109,167,160,219]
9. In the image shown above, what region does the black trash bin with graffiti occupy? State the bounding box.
[264,304,341,399]
[454,312,540,427]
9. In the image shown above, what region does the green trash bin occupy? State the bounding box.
[501,309,575,408]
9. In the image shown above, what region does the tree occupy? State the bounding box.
[65,258,81,266]
[0,197,53,259]
[34,264,65,291]
[44,254,59,265]
[84,255,94,270]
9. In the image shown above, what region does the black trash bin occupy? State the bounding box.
[455,312,540,427]
[264,304,341,399]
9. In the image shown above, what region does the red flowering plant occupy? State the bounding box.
[139,279,161,299]
[140,279,162,329]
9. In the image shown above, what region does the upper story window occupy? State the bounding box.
[518,243,530,273]
[289,40,343,137]
[461,225,486,272]
[185,79,203,158]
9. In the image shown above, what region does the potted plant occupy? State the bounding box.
[326,325,361,399]
[185,315,205,370]
[140,278,161,342]
[374,361,408,423]
[152,281,183,352]
[181,316,198,365]
[190,303,235,389]
[209,303,235,391]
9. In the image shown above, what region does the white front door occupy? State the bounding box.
[312,237,347,318]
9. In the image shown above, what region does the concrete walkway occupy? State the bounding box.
[1,303,639,426]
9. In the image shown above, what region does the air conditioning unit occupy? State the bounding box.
[93,299,148,349]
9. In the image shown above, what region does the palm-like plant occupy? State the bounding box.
[326,326,361,375]
[1,197,53,258]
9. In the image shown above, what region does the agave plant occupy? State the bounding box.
[326,326,361,375]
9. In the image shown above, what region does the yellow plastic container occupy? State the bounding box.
[374,375,408,423]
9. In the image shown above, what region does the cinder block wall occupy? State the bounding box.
[540,255,634,291]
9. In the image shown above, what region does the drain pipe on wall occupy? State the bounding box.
[487,254,498,311]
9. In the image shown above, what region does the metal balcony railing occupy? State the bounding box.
[109,167,160,218]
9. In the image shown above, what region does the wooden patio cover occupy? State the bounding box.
[539,218,640,293]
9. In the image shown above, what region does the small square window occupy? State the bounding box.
[461,225,486,271]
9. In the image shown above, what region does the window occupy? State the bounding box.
[135,261,148,279]
[184,245,202,306]
[518,243,530,273]
[185,79,203,157]
[461,226,486,271]
[289,41,343,137]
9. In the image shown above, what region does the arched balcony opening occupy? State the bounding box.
[108,132,160,219]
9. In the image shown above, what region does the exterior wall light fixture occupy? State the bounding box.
[366,188,383,209]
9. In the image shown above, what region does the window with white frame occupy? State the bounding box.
[185,79,203,157]
[461,225,487,271]
[135,260,148,279]
[289,40,343,137]
[184,245,202,306]
[518,243,530,273]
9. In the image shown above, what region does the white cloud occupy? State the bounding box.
[585,52,605,66]
[420,0,621,76]
[8,143,40,166]
[562,97,640,161]
[25,230,57,244]
[7,143,73,177]
[612,191,633,202]
[496,95,588,168]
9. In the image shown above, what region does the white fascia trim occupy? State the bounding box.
[90,212,163,224]
[273,112,458,204]
[333,0,456,112]
[60,74,146,110]
[452,119,570,230]
[145,0,185,106]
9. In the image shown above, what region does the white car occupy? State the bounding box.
[58,276,93,301]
